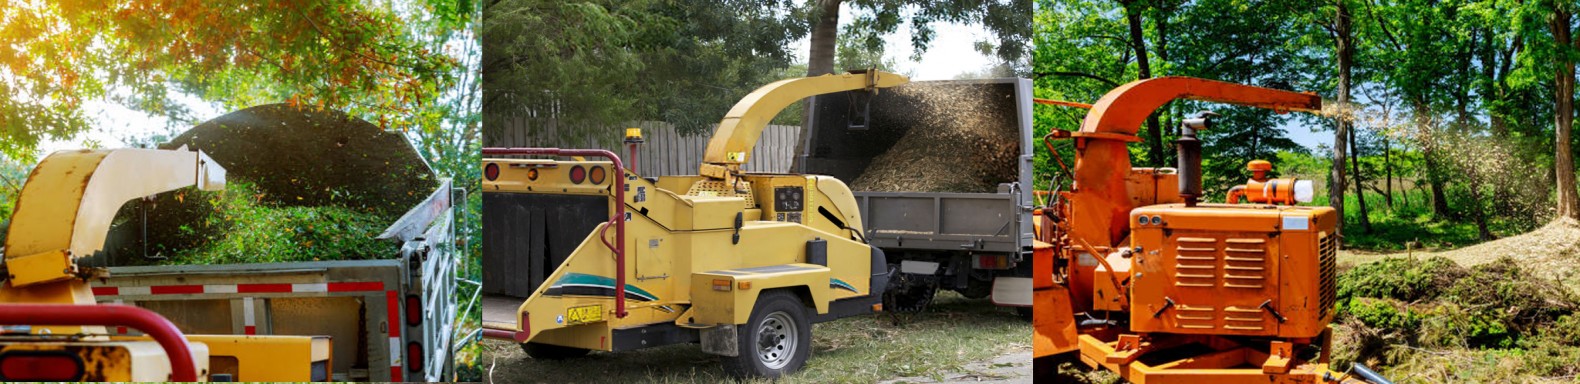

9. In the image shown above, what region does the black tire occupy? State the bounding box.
[521,342,590,360]
[1015,306,1033,322]
[724,291,812,378]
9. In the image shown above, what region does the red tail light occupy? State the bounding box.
[0,352,85,381]
[406,341,424,373]
[405,294,422,327]
[484,163,500,181]
[569,165,586,184]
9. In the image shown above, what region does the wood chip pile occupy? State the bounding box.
[848,85,1020,193]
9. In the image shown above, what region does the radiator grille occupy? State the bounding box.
[1318,233,1338,320]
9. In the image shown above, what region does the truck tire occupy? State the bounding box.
[724,291,811,378]
[521,342,590,360]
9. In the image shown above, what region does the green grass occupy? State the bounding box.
[481,291,1028,383]
[1310,188,1538,252]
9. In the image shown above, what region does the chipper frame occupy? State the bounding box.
[0,148,330,382]
[482,70,905,378]
[1033,77,1381,383]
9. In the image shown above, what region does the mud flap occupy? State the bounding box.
[701,324,738,356]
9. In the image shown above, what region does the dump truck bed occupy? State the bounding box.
[93,181,463,382]
[803,78,1035,254]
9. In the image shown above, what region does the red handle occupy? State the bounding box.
[0,304,198,381]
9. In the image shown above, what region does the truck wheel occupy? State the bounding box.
[724,291,811,378]
[521,342,590,360]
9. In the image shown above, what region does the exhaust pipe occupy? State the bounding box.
[1175,111,1217,207]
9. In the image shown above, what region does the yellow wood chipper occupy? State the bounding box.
[481,70,909,378]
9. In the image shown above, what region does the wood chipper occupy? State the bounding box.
[0,106,465,382]
[481,70,902,378]
[1031,77,1388,383]
[0,148,331,381]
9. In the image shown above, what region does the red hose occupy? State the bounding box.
[484,147,629,319]
[0,304,198,381]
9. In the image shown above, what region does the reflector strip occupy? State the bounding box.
[387,290,404,382]
[92,281,386,297]
[243,297,256,335]
[113,299,127,335]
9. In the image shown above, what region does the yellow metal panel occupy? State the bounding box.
[184,334,330,382]
[5,249,72,286]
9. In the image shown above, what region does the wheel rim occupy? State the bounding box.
[755,311,798,370]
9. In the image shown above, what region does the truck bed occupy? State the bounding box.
[856,189,1028,253]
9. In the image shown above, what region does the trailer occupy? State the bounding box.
[799,78,1036,314]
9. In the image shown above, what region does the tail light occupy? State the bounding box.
[588,166,606,185]
[405,294,422,327]
[568,165,586,184]
[407,341,424,374]
[484,163,500,181]
[0,352,85,381]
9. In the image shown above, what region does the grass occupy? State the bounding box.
[481,291,1028,383]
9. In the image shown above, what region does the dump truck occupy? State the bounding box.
[481,70,905,378]
[799,78,1036,314]
[1031,77,1387,383]
[0,107,465,382]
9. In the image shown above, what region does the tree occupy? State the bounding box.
[1551,2,1580,220]
[0,0,464,161]
[482,0,807,145]
[806,0,1031,78]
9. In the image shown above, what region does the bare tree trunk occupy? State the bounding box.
[1554,6,1580,220]
[1331,0,1352,233]
[1123,0,1165,167]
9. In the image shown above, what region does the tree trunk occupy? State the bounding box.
[1123,0,1165,167]
[1415,98,1453,218]
[1553,6,1580,220]
[793,0,843,172]
[1349,121,1371,232]
[1331,0,1352,233]
[807,0,842,77]
[1384,137,1394,207]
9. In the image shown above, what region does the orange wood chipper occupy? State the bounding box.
[1032,77,1389,384]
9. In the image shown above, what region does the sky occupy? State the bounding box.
[787,4,996,81]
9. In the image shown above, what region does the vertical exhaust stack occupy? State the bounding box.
[1175,111,1217,207]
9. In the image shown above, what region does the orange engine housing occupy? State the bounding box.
[1125,203,1338,339]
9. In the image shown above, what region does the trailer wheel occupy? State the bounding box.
[724,291,811,378]
[521,342,590,360]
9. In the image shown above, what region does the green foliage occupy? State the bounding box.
[482,0,807,142]
[1335,256,1580,374]
[161,183,398,265]
[0,0,470,161]
[1337,256,1467,303]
